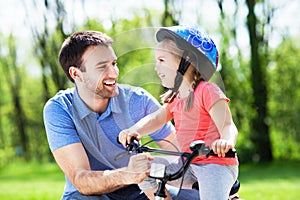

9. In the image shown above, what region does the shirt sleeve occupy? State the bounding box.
[43,98,81,151]
[201,82,230,112]
[129,88,175,141]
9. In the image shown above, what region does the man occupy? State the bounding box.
[43,30,198,200]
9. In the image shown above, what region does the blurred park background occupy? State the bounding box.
[0,0,300,199]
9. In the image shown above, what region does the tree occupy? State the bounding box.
[23,0,70,102]
[162,0,180,26]
[1,35,28,159]
[216,0,254,162]
[269,37,300,160]
[246,0,272,162]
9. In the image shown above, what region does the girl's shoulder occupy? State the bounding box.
[195,81,220,95]
[194,81,228,107]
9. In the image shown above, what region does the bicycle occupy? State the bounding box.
[115,138,240,200]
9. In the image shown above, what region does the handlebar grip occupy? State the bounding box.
[117,136,137,145]
[207,149,236,158]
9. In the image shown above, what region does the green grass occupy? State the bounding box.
[238,161,300,199]
[0,162,64,200]
[0,161,299,200]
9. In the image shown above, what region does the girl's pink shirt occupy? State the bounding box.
[169,81,238,165]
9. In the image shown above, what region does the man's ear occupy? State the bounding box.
[69,66,83,82]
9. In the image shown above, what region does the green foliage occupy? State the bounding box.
[0,59,15,152]
[22,76,53,161]
[268,38,300,160]
[0,34,53,165]
[216,25,254,162]
[0,148,14,167]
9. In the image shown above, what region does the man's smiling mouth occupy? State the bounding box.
[104,80,116,86]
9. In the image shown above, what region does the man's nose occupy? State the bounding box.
[107,65,119,77]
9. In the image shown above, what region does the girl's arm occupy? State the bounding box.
[209,100,238,157]
[119,103,173,147]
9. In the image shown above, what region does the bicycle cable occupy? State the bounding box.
[140,138,186,200]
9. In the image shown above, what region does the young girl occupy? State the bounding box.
[119,26,239,200]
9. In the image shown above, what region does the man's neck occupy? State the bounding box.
[77,87,110,114]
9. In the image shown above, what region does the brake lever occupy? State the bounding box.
[114,151,130,161]
[114,137,141,161]
[114,144,136,161]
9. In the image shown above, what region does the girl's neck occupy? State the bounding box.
[178,79,193,99]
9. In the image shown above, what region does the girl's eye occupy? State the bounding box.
[157,58,165,63]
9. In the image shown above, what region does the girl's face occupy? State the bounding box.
[155,41,182,88]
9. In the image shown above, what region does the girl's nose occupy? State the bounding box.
[154,63,159,72]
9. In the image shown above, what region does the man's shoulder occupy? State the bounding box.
[117,84,148,96]
[44,88,75,111]
[48,88,74,102]
[115,84,157,110]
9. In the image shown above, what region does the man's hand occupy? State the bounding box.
[118,129,141,147]
[125,154,153,184]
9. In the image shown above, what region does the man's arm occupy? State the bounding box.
[53,142,152,195]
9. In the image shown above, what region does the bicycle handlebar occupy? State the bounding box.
[115,138,237,199]
[115,138,236,181]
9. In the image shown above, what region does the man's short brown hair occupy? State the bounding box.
[58,30,113,82]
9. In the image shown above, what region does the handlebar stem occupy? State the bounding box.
[154,180,167,199]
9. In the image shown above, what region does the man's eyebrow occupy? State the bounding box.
[95,58,117,66]
[95,60,110,66]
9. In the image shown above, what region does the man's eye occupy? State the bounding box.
[97,65,106,70]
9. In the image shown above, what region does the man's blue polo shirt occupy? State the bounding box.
[43,84,174,199]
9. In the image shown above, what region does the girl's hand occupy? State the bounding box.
[118,129,141,147]
[211,139,234,157]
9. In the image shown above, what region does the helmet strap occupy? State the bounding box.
[171,50,193,93]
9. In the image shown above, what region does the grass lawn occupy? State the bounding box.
[0,162,64,200]
[0,160,299,199]
[238,161,300,200]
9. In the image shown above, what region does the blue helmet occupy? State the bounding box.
[156,25,218,81]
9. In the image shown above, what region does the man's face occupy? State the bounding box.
[80,45,119,99]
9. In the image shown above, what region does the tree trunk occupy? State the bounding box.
[3,35,29,160]
[12,90,28,159]
[162,0,179,26]
[246,0,272,162]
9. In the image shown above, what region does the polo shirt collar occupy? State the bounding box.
[73,86,122,120]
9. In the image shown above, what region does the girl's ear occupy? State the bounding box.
[69,66,83,82]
